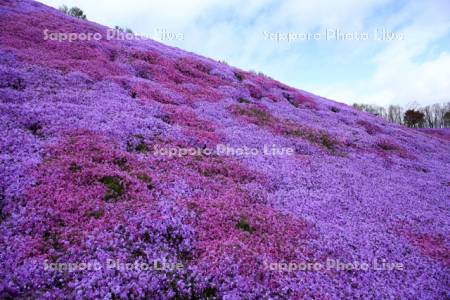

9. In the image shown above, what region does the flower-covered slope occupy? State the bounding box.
[0,0,449,299]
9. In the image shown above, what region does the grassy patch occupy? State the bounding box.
[69,162,82,173]
[238,97,251,104]
[200,286,218,299]
[136,173,154,190]
[319,133,337,151]
[85,208,104,219]
[135,142,148,153]
[331,106,340,113]
[143,230,152,243]
[234,71,244,82]
[113,157,128,170]
[282,92,297,107]
[234,106,273,125]
[27,122,43,137]
[99,176,124,202]
[9,78,26,91]
[284,127,338,152]
[127,134,148,153]
[131,248,146,259]
[236,216,255,233]
[284,128,307,138]
[42,230,63,251]
[377,140,398,151]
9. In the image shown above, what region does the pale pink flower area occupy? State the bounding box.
[0,0,449,299]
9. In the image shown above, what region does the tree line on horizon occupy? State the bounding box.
[58,5,133,34]
[352,102,450,128]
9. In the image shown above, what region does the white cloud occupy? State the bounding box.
[308,0,450,106]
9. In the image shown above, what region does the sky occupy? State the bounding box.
[40,0,450,107]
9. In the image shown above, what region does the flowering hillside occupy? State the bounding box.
[0,0,449,299]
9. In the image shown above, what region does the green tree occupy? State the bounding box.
[404,109,425,128]
[59,5,87,20]
[444,111,450,127]
[114,26,133,34]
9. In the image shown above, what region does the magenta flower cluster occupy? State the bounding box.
[0,0,449,299]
